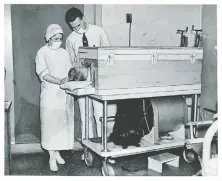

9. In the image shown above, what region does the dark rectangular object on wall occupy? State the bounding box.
[126,13,132,23]
[200,5,217,111]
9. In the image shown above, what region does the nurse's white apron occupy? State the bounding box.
[36,45,74,150]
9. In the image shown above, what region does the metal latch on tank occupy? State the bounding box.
[151,53,158,66]
[190,52,196,64]
[107,53,116,66]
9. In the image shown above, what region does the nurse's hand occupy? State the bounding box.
[60,81,92,91]
[60,77,69,84]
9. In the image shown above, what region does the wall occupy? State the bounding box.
[200,5,217,111]
[10,4,84,144]
[84,4,95,25]
[101,5,202,47]
[4,5,15,143]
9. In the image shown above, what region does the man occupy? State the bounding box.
[66,7,110,65]
[65,7,117,160]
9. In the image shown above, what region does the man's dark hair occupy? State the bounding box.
[65,7,84,24]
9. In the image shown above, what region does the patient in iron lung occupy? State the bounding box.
[68,67,87,81]
[68,59,92,81]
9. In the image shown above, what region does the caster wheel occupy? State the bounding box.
[102,161,117,176]
[84,148,95,167]
[183,149,197,163]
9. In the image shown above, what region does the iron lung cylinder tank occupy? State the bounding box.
[147,96,188,133]
[109,96,188,148]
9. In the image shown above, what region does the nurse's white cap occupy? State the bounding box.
[45,24,63,41]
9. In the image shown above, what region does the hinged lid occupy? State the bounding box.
[79,47,203,63]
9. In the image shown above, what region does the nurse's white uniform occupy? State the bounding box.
[35,45,74,150]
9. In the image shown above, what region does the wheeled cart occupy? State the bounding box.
[66,46,203,175]
[67,85,201,176]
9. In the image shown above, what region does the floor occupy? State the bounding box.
[11,148,201,176]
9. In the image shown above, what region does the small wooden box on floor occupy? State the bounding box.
[79,47,203,95]
[148,152,179,173]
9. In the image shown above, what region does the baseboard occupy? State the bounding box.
[11,141,83,155]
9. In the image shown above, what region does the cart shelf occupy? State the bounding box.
[82,135,185,158]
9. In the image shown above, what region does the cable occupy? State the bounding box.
[129,22,131,47]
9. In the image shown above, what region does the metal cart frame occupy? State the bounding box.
[68,84,201,175]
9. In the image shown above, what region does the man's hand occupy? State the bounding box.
[82,59,92,68]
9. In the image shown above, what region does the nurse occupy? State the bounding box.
[35,24,76,172]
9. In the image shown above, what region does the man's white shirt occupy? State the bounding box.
[66,24,110,65]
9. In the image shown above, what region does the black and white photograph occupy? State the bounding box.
[3,1,219,177]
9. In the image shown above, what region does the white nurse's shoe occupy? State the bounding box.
[55,151,65,164]
[49,159,58,172]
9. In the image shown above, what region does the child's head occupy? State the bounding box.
[68,59,92,81]
[68,67,88,81]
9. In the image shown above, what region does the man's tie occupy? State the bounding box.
[82,33,88,47]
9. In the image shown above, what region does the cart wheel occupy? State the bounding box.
[102,161,117,176]
[84,148,95,167]
[183,149,197,163]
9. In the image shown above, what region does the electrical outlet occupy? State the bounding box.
[4,101,12,110]
[126,13,132,23]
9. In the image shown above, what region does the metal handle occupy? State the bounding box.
[190,52,196,64]
[151,53,158,65]
[107,53,115,66]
